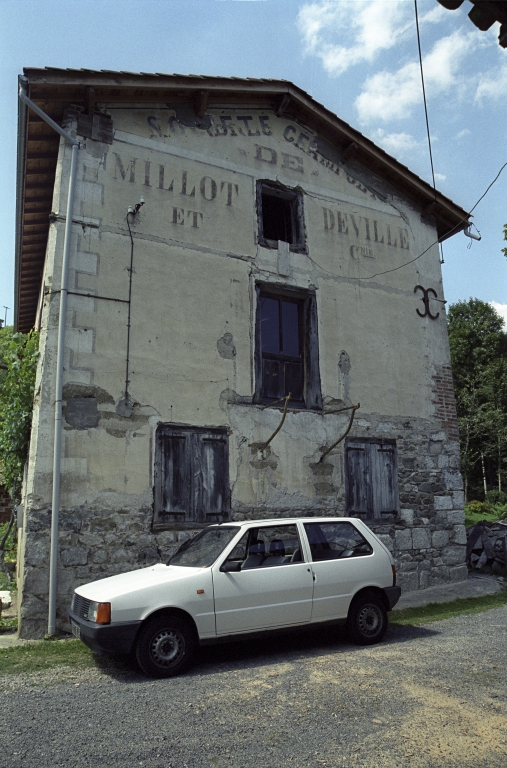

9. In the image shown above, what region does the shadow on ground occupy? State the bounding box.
[93,621,440,683]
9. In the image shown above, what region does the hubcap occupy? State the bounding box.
[149,629,185,668]
[357,604,382,637]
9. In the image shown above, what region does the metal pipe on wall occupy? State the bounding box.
[18,81,80,636]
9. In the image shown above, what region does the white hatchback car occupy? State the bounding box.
[69,517,401,677]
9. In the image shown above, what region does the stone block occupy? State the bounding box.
[59,513,82,533]
[19,617,47,640]
[412,528,431,549]
[437,455,450,468]
[434,495,453,510]
[395,529,413,551]
[441,546,466,566]
[429,443,442,455]
[442,470,463,491]
[447,509,465,524]
[430,432,446,442]
[23,566,49,594]
[429,566,449,585]
[61,546,88,566]
[399,509,414,526]
[398,571,418,591]
[432,530,449,548]
[452,491,465,508]
[24,538,49,567]
[138,547,159,565]
[111,548,131,563]
[376,534,394,552]
[91,549,108,564]
[19,594,47,620]
[451,525,467,545]
[156,531,178,547]
[79,532,103,548]
[419,570,431,589]
[449,565,468,582]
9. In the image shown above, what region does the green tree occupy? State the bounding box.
[448,299,507,500]
[0,330,39,501]
[0,325,15,390]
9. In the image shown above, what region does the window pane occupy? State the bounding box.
[261,193,294,243]
[169,527,239,567]
[261,297,280,353]
[281,300,300,356]
[262,359,282,400]
[284,361,304,402]
[304,522,372,561]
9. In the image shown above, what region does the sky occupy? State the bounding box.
[0,0,506,329]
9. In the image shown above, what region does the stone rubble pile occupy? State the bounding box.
[466,520,507,573]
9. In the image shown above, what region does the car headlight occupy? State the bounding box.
[87,601,111,624]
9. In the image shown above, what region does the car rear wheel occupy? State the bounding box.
[347,593,387,645]
[135,615,196,678]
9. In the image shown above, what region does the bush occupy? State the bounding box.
[465,499,507,528]
[0,330,39,501]
[485,490,507,506]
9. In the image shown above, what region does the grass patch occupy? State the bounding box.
[391,588,507,627]
[0,638,96,676]
[0,617,17,633]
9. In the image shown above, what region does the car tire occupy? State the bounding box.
[347,593,387,646]
[135,615,196,678]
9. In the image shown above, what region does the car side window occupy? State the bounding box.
[225,525,303,569]
[303,522,373,561]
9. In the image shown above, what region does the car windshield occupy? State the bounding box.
[168,527,240,568]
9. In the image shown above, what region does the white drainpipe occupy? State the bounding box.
[18,80,80,636]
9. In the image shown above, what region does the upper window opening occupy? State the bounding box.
[254,283,322,410]
[257,181,304,251]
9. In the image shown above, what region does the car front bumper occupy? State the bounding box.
[383,586,402,610]
[68,609,141,656]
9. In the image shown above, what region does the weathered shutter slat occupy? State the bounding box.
[345,446,369,515]
[154,432,191,525]
[371,444,399,516]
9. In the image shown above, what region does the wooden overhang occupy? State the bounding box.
[16,68,471,332]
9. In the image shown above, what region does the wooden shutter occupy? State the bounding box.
[154,430,191,526]
[154,425,230,528]
[345,438,399,519]
[193,431,230,523]
[370,442,399,516]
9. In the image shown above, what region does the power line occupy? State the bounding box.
[305,162,507,281]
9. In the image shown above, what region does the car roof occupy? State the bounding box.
[212,517,366,527]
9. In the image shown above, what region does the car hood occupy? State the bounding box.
[75,563,202,602]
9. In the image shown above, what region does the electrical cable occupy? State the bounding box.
[414,0,445,266]
[305,161,507,282]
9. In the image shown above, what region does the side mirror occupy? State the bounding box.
[220,560,242,573]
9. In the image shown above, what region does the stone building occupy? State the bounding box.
[15,69,469,638]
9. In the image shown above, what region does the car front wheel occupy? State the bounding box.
[135,615,196,678]
[347,593,387,645]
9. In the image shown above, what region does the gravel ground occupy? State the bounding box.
[1,608,506,768]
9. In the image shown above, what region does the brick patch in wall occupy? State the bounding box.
[432,365,459,440]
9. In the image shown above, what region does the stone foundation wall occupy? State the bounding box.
[18,419,466,639]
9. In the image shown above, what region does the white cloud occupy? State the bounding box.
[456,128,470,140]
[490,302,507,328]
[355,30,476,123]
[475,65,507,102]
[297,1,409,76]
[370,128,420,155]
[297,0,448,77]
[434,173,446,182]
